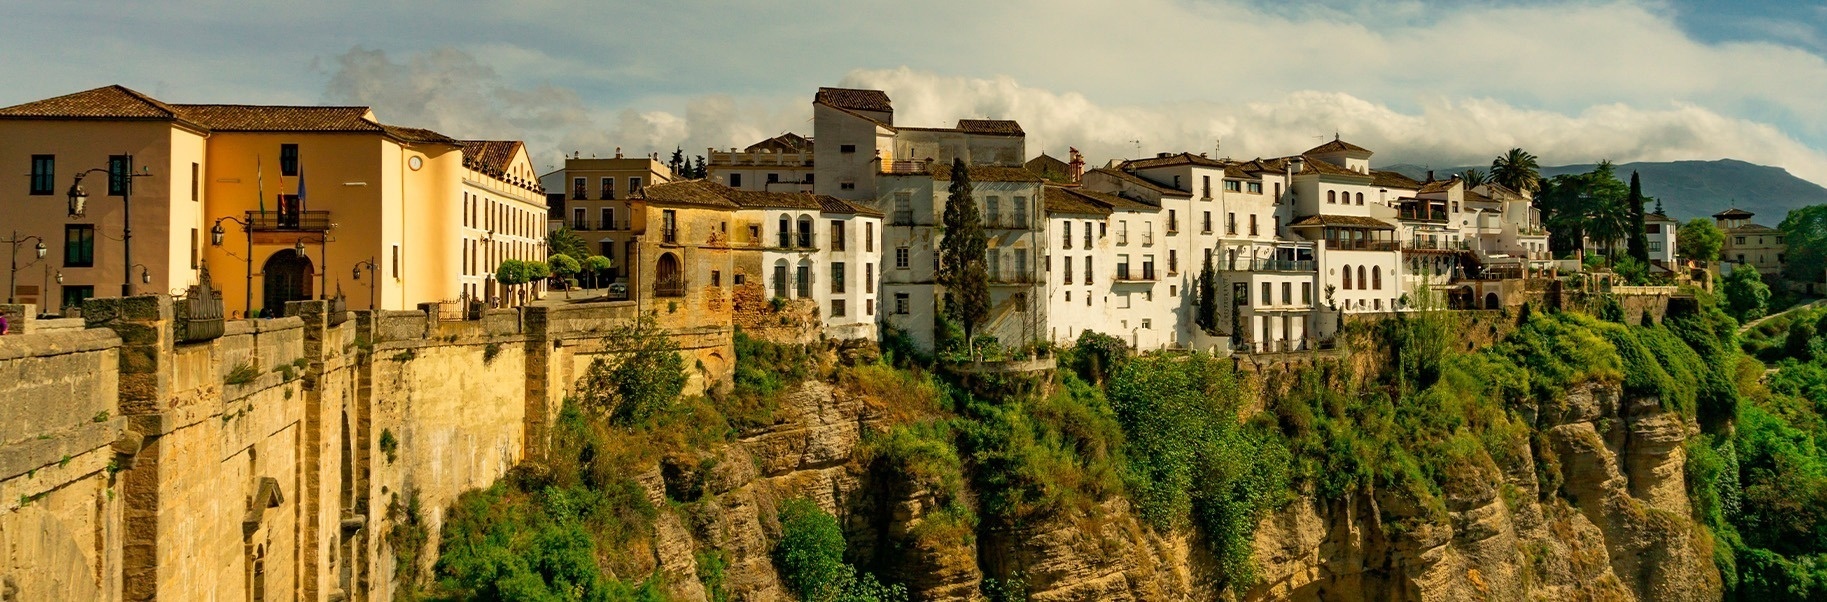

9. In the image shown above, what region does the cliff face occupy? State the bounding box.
[588,377,1718,602]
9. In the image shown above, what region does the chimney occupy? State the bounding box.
[1067,147,1085,184]
[1426,170,1435,182]
[615,147,623,159]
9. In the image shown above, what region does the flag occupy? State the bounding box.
[297,162,306,212]
[256,155,266,220]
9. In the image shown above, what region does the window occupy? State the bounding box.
[730,173,742,187]
[1202,211,1212,234]
[748,224,760,243]
[30,155,54,195]
[191,162,200,201]
[777,215,792,247]
[572,208,587,230]
[711,270,721,287]
[1173,175,1181,189]
[1064,256,1074,284]
[1168,250,1177,274]
[894,293,909,314]
[62,285,94,310]
[866,263,874,293]
[773,264,789,298]
[865,222,874,251]
[735,273,746,286]
[1227,212,1237,235]
[1117,220,1128,245]
[1085,257,1093,284]
[1342,264,1353,289]
[392,244,401,278]
[572,177,586,200]
[1359,266,1368,290]
[1302,282,1312,305]
[896,246,910,269]
[840,181,856,190]
[893,192,913,225]
[628,177,643,195]
[1274,216,1281,235]
[1117,254,1131,280]
[1735,236,1746,245]
[1014,249,1027,280]
[831,299,846,317]
[1356,192,1364,205]
[1012,197,1028,228]
[190,228,199,269]
[841,144,857,153]
[64,225,94,267]
[985,196,1000,227]
[1084,221,1093,248]
[767,173,779,184]
[1168,210,1178,233]
[988,250,1002,281]
[797,217,814,248]
[1142,254,1155,280]
[1649,241,1662,252]
[1328,191,1337,204]
[1202,175,1211,198]
[1249,215,1258,236]
[1224,180,1241,192]
[1099,222,1107,238]
[1262,282,1272,305]
[1282,282,1292,305]
[600,208,613,230]
[601,177,615,199]
[108,155,128,195]
[831,262,846,293]
[867,299,875,315]
[1274,183,1283,200]
[280,144,299,177]
[831,220,846,251]
[1247,182,1262,194]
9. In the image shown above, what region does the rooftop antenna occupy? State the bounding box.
[1128,139,1142,157]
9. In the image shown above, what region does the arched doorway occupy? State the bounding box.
[1484,292,1501,310]
[262,249,314,314]
[654,252,683,297]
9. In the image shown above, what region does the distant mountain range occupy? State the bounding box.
[1382,159,1825,224]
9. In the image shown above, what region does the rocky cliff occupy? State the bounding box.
[569,372,1717,602]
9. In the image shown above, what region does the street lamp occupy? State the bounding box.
[129,264,151,285]
[296,236,329,300]
[68,156,151,296]
[3,231,47,304]
[352,257,379,310]
[210,216,255,317]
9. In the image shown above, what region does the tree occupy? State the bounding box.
[1723,265,1772,322]
[1626,171,1650,265]
[1678,218,1724,262]
[548,227,588,260]
[547,253,581,298]
[668,147,687,177]
[1195,257,1218,333]
[1490,148,1541,194]
[1780,204,1827,284]
[1577,162,1631,263]
[583,255,614,291]
[575,316,686,425]
[1458,168,1486,186]
[937,158,990,350]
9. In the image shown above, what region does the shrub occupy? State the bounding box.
[774,498,908,602]
[225,362,259,386]
[576,316,687,426]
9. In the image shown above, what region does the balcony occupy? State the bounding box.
[662,226,679,244]
[1220,258,1317,272]
[1398,208,1448,222]
[883,160,929,174]
[1328,239,1400,251]
[1403,239,1469,251]
[1115,265,1157,282]
[247,210,331,232]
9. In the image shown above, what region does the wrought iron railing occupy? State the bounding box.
[176,268,225,343]
[245,210,332,232]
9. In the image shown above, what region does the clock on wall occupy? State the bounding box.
[408,156,423,171]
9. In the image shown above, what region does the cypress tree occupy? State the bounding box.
[1196,256,1218,333]
[1627,170,1649,265]
[938,158,991,348]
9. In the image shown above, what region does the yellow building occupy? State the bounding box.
[1714,208,1786,277]
[540,154,674,282]
[0,85,546,315]
[627,180,736,335]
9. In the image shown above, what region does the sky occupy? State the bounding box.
[4,0,1827,184]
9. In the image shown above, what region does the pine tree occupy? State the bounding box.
[669,147,686,177]
[937,158,990,349]
[1196,257,1218,333]
[1626,171,1649,265]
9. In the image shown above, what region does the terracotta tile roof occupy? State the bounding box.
[379,124,458,144]
[1068,187,1159,212]
[1044,185,1110,216]
[1292,155,1371,178]
[460,140,523,176]
[1121,152,1230,170]
[173,104,377,133]
[1464,189,1493,204]
[1371,170,1423,189]
[819,197,884,218]
[1417,178,1459,194]
[1025,153,1069,175]
[0,84,190,122]
[726,188,822,210]
[636,179,741,209]
[1481,182,1522,198]
[1087,167,1190,197]
[745,133,812,153]
[932,165,1045,183]
[1712,208,1755,219]
[816,87,893,113]
[1305,137,1373,155]
[1289,214,1396,230]
[955,119,1024,136]
[1727,223,1778,233]
[1646,211,1678,223]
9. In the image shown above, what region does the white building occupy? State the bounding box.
[458,140,550,304]
[708,133,815,193]
[723,185,882,340]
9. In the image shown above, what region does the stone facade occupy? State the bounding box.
[0,292,732,601]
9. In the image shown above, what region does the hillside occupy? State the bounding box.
[1384,159,1826,223]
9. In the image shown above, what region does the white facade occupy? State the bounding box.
[459,141,549,305]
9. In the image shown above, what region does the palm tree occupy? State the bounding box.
[1459,168,1486,186]
[1490,148,1541,194]
[1579,162,1631,263]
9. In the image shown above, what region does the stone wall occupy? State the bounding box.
[0,292,733,602]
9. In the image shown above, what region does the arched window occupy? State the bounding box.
[1358,266,1367,290]
[655,252,683,297]
[1372,265,1382,289]
[1355,192,1364,205]
[797,216,814,248]
[1327,190,1337,204]
[1342,264,1353,289]
[772,259,790,299]
[777,215,791,247]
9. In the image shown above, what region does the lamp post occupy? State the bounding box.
[128,264,151,285]
[49,270,62,314]
[210,216,255,317]
[295,236,330,300]
[67,155,151,296]
[352,258,379,310]
[3,231,47,304]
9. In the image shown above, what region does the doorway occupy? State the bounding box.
[261,249,314,314]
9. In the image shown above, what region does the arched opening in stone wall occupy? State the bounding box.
[261,249,314,314]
